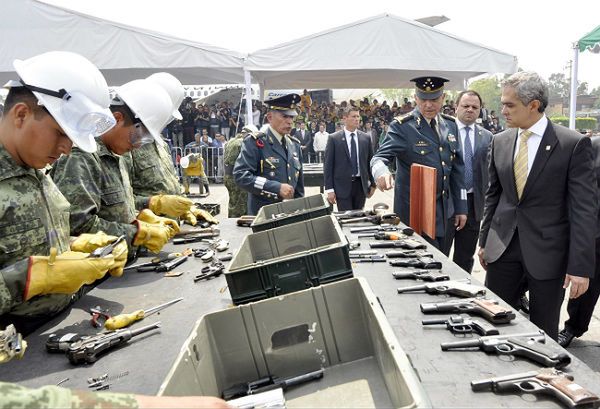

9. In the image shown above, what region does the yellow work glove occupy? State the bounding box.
[148,194,193,218]
[137,208,180,238]
[133,220,172,253]
[70,231,129,277]
[0,325,27,363]
[26,248,114,301]
[187,206,219,225]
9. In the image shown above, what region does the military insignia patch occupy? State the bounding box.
[448,134,456,143]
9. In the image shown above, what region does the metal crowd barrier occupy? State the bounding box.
[170,145,224,183]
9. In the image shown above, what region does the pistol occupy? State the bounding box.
[173,232,220,245]
[386,250,433,259]
[389,257,442,269]
[422,314,499,336]
[420,298,516,324]
[441,330,571,368]
[392,269,449,281]
[137,256,187,272]
[349,224,400,234]
[66,322,161,364]
[397,280,486,298]
[222,369,324,400]
[471,368,599,408]
[369,239,426,249]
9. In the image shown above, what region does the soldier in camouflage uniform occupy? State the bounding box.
[52,79,180,254]
[224,130,249,217]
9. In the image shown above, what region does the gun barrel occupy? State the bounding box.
[397,284,427,293]
[421,318,448,325]
[129,322,161,338]
[471,370,539,391]
[441,331,545,351]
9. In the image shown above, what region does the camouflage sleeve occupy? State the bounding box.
[121,153,149,210]
[0,259,30,315]
[51,153,138,247]
[0,382,138,409]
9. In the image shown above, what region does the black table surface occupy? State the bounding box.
[2,218,599,408]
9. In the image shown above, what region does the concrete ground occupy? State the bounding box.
[199,182,600,373]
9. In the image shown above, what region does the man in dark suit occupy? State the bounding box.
[296,121,313,163]
[479,71,597,340]
[444,91,493,273]
[324,108,375,210]
[557,135,600,347]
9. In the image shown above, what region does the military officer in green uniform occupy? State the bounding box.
[370,77,468,249]
[233,94,305,215]
[224,126,252,217]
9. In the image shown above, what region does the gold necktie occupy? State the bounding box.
[514,130,533,199]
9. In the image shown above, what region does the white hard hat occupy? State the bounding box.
[180,155,190,169]
[115,79,173,145]
[146,72,184,122]
[10,51,115,153]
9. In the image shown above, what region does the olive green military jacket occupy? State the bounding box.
[51,140,138,248]
[123,141,182,207]
[0,382,138,409]
[0,145,72,317]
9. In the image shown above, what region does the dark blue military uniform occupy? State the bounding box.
[233,127,304,215]
[371,108,467,244]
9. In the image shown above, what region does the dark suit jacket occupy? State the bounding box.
[296,129,314,156]
[479,122,597,280]
[452,124,493,222]
[324,130,374,198]
[592,137,600,238]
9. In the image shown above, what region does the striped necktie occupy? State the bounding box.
[514,130,533,199]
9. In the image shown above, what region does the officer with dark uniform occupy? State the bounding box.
[233,94,305,215]
[370,77,467,249]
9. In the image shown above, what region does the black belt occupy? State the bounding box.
[351,175,361,182]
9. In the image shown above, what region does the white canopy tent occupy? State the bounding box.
[0,0,245,85]
[244,13,518,91]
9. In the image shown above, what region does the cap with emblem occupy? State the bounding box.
[411,76,449,100]
[265,93,300,116]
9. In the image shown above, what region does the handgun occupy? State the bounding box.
[420,298,517,325]
[66,322,161,364]
[369,239,426,249]
[422,314,499,336]
[392,269,450,281]
[173,232,220,245]
[471,368,600,408]
[441,330,571,368]
[397,280,486,298]
[386,250,433,259]
[389,257,442,269]
[88,235,126,258]
[137,255,187,272]
[222,369,324,400]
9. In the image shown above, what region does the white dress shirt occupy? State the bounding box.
[313,131,329,152]
[456,119,475,194]
[513,115,548,176]
[344,127,360,177]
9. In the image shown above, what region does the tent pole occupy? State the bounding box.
[568,43,579,130]
[244,69,253,126]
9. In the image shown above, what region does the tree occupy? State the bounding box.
[379,88,413,104]
[547,73,569,99]
[591,86,600,109]
[468,77,502,115]
[577,82,589,95]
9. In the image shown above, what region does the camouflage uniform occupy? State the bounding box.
[223,135,247,217]
[51,140,139,249]
[123,141,182,206]
[0,145,73,318]
[0,382,137,409]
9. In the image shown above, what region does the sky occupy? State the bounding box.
[45,0,600,90]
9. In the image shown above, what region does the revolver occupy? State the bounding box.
[194,261,225,282]
[471,368,600,408]
[441,330,571,368]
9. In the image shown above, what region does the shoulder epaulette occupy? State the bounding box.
[393,113,414,124]
[246,131,266,140]
[440,113,456,122]
[289,136,301,145]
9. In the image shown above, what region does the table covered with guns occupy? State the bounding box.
[2,202,600,409]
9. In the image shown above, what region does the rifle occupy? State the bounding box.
[65,322,161,364]
[422,314,499,336]
[392,269,449,282]
[222,369,324,400]
[397,280,486,298]
[420,298,516,325]
[441,330,571,368]
[389,258,442,269]
[471,368,600,409]
[369,238,426,249]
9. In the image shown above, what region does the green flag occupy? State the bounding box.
[579,25,600,53]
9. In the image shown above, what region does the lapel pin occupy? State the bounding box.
[545,145,551,151]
